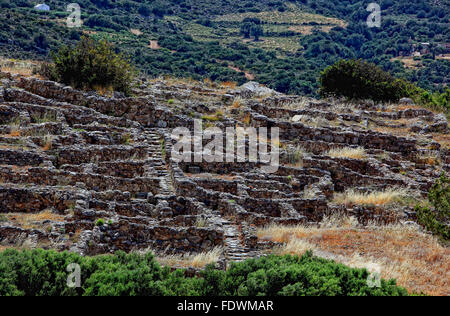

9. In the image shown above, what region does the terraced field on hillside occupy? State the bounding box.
[0,70,448,294]
[173,5,347,54]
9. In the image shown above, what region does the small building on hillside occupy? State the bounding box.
[34,4,50,11]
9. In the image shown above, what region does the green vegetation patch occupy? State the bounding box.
[0,0,448,98]
[415,173,450,243]
[0,249,409,296]
[40,36,135,95]
[214,7,346,26]
[320,59,449,116]
[320,59,411,102]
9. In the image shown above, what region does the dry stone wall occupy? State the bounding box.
[0,73,448,266]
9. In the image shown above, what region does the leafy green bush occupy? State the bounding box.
[40,36,134,95]
[319,59,410,102]
[1,1,448,98]
[0,249,199,296]
[200,252,408,296]
[0,249,408,296]
[415,173,450,242]
[414,88,450,119]
[240,18,263,41]
[95,218,105,226]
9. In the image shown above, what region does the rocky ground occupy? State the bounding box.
[0,72,448,291]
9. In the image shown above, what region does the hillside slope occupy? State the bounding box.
[0,0,448,96]
[0,71,448,294]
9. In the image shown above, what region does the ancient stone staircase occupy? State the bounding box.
[222,219,257,264]
[1,73,449,268]
[144,129,175,196]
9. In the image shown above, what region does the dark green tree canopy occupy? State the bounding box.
[41,36,135,95]
[319,59,410,102]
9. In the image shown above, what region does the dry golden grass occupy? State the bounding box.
[296,116,332,128]
[375,125,412,137]
[231,97,243,109]
[0,58,41,77]
[155,247,223,269]
[1,66,34,76]
[258,219,449,296]
[274,238,315,256]
[382,104,426,114]
[242,112,251,125]
[191,248,222,267]
[432,134,450,149]
[8,123,21,137]
[93,85,114,97]
[260,137,285,151]
[333,188,408,207]
[284,146,305,168]
[202,110,224,122]
[6,210,65,230]
[42,135,53,151]
[417,153,440,166]
[325,147,367,160]
[10,165,31,172]
[320,212,360,228]
[9,130,21,137]
[0,144,30,151]
[436,54,450,61]
[302,186,317,199]
[0,245,15,252]
[286,160,303,169]
[82,30,97,35]
[258,223,319,244]
[281,98,310,110]
[68,229,83,243]
[186,173,237,181]
[203,78,214,87]
[221,81,238,89]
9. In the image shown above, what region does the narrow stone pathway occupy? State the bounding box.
[146,129,175,195]
[222,219,255,264]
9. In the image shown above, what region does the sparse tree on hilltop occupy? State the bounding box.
[40,36,134,95]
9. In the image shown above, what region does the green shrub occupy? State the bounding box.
[0,249,176,296]
[0,249,409,296]
[200,252,408,296]
[95,218,105,226]
[415,173,450,242]
[40,36,134,95]
[414,88,449,119]
[319,59,410,102]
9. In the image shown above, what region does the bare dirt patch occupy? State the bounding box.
[149,40,161,50]
[130,28,142,36]
[391,56,422,70]
[228,65,255,80]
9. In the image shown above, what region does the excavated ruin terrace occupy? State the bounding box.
[0,73,448,288]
